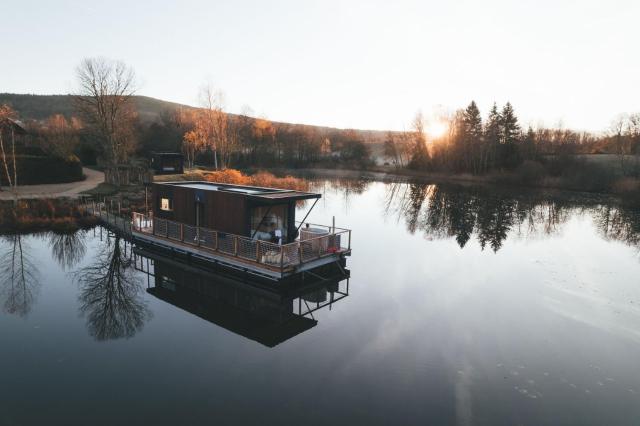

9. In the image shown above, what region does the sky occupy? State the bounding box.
[1,0,639,132]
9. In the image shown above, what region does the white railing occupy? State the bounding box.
[131,212,351,272]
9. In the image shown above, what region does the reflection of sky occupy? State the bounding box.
[302,182,640,424]
[0,183,639,424]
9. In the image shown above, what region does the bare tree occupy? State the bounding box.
[39,114,81,158]
[199,84,230,169]
[610,114,629,174]
[0,104,20,190]
[74,57,138,184]
[73,235,150,340]
[0,235,40,317]
[48,231,87,271]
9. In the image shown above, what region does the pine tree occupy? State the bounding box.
[484,102,502,170]
[500,102,520,146]
[462,101,483,173]
[522,126,536,161]
[500,102,521,168]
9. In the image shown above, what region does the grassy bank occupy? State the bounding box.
[0,199,99,233]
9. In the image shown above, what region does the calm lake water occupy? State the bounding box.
[1,180,640,425]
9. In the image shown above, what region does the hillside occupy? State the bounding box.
[0,93,192,123]
[0,93,392,143]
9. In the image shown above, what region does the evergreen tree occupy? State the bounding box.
[499,102,522,168]
[500,102,520,145]
[522,126,536,161]
[484,102,502,170]
[462,101,483,173]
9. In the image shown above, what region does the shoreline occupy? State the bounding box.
[254,166,638,200]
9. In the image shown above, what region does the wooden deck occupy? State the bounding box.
[84,203,351,281]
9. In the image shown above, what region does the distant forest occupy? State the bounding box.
[0,92,386,168]
[1,86,639,193]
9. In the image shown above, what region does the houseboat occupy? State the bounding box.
[131,181,351,281]
[134,247,350,347]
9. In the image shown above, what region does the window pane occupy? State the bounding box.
[161,198,172,211]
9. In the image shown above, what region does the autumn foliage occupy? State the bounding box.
[203,169,309,191]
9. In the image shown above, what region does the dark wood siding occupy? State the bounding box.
[152,184,249,236]
[205,191,247,235]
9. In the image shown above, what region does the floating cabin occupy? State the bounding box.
[151,181,319,242]
[134,247,350,347]
[151,152,184,175]
[130,181,351,281]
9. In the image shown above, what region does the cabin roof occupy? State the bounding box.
[154,180,321,202]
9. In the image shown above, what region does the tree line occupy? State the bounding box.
[387,101,640,177]
[2,57,639,187]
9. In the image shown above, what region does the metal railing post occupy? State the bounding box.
[234,236,238,256]
[256,241,261,263]
[280,245,285,271]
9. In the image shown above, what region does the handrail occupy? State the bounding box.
[295,220,350,233]
[130,212,351,273]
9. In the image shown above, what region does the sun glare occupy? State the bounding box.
[426,121,448,139]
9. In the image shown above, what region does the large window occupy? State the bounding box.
[160,197,173,211]
[251,204,288,242]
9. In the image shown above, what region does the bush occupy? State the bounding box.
[204,169,309,191]
[515,160,546,185]
[0,155,84,185]
[0,198,99,233]
[562,161,617,192]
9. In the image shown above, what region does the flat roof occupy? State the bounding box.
[154,181,321,203]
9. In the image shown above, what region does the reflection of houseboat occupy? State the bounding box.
[134,247,350,347]
[131,181,351,281]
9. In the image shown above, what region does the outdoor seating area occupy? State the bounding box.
[131,212,351,277]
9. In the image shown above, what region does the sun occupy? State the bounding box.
[426,121,448,139]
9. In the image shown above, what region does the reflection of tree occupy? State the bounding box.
[310,178,373,211]
[74,236,150,341]
[0,235,40,317]
[595,205,640,249]
[359,178,640,255]
[48,231,87,270]
[475,197,515,252]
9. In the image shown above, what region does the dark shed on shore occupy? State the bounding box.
[151,152,184,175]
[151,181,320,243]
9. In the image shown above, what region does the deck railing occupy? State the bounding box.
[131,212,351,272]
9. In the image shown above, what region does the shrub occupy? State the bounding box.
[0,155,84,185]
[515,160,546,185]
[0,198,98,233]
[204,169,309,191]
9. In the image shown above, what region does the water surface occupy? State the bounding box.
[1,180,640,425]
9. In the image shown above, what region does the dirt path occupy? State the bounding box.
[0,168,104,200]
